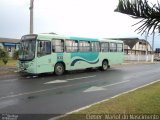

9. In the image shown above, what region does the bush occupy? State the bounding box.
[0,48,9,65]
[2,58,8,64]
[0,48,3,58]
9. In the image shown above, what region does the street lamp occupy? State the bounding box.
[29,0,34,34]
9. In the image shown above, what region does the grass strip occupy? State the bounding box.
[0,59,17,67]
[58,81,160,120]
[0,59,17,75]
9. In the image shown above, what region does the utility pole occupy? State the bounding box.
[151,32,155,62]
[145,31,148,62]
[29,0,34,34]
[152,32,155,52]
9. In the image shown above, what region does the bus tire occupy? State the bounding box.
[54,63,65,75]
[101,60,108,71]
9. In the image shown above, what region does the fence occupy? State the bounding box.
[124,54,154,62]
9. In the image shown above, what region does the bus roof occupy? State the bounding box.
[31,33,123,43]
[37,33,98,41]
[100,38,123,43]
[69,37,98,41]
[37,33,67,40]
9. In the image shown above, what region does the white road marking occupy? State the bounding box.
[84,86,106,92]
[50,79,160,120]
[0,79,18,82]
[26,76,31,79]
[26,76,38,79]
[44,75,96,84]
[44,80,67,84]
[101,80,130,88]
[33,76,38,78]
[83,80,130,92]
[65,75,96,81]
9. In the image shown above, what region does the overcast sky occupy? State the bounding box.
[0,0,160,48]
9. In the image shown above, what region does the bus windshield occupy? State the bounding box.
[19,39,36,61]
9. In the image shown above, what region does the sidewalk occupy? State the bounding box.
[123,60,158,65]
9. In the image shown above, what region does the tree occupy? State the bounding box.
[115,0,160,35]
[0,48,9,64]
[13,50,19,60]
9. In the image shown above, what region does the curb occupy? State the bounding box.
[122,61,158,65]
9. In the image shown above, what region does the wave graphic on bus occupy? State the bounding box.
[71,57,99,66]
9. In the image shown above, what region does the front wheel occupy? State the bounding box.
[101,60,108,71]
[54,63,65,75]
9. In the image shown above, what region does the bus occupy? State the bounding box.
[17,33,124,75]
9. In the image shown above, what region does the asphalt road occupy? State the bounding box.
[0,63,160,119]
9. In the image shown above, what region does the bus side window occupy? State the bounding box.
[52,39,64,52]
[101,42,109,52]
[79,41,90,52]
[91,42,100,52]
[109,43,117,52]
[46,42,51,54]
[117,43,123,52]
[66,40,78,52]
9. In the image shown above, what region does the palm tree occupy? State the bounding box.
[115,0,160,35]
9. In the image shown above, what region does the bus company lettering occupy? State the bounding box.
[105,114,121,119]
[86,114,102,120]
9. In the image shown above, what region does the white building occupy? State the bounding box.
[106,38,153,61]
[0,38,19,57]
[122,38,153,55]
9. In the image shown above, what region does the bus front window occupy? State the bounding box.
[19,40,36,61]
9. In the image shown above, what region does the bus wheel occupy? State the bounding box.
[101,60,108,71]
[54,63,65,75]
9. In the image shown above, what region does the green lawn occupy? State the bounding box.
[0,59,17,75]
[0,59,17,67]
[58,81,160,120]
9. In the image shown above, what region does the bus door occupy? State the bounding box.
[36,40,53,73]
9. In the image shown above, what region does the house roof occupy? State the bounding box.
[106,38,150,49]
[0,37,20,43]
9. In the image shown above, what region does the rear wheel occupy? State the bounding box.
[54,63,65,75]
[101,60,108,71]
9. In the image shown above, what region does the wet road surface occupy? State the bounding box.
[0,63,160,119]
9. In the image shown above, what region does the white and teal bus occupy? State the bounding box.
[17,33,124,75]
